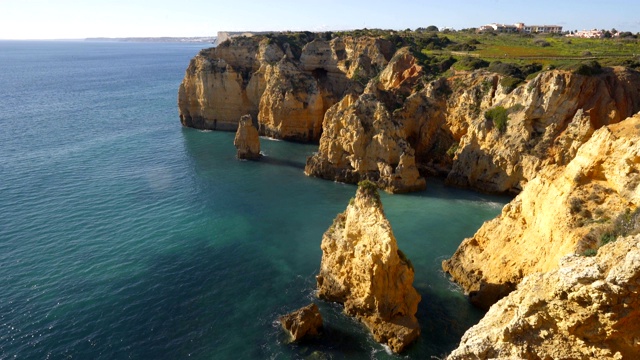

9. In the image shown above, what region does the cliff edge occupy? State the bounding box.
[448,233,640,360]
[443,113,640,309]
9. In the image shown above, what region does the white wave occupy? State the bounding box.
[259,136,282,141]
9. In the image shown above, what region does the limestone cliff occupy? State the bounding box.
[445,67,640,193]
[178,34,394,141]
[233,114,261,159]
[180,33,640,194]
[305,48,428,193]
[448,233,640,360]
[306,66,640,193]
[443,113,640,309]
[316,181,421,353]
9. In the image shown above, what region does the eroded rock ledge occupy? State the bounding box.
[443,113,640,309]
[448,233,640,360]
[316,181,420,353]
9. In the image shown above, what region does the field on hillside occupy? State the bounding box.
[423,31,640,70]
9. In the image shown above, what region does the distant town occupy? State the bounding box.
[478,22,632,39]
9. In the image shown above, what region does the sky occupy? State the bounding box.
[1,0,639,40]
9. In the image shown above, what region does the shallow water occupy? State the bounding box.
[0,40,510,359]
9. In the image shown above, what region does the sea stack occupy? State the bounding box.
[233,114,261,160]
[316,180,421,353]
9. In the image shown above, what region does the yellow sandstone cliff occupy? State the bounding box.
[447,233,640,360]
[443,113,640,309]
[179,34,640,194]
[178,34,393,141]
[316,181,421,353]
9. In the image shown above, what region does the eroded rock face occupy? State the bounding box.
[448,233,640,360]
[178,34,394,141]
[233,114,261,159]
[180,34,640,196]
[316,182,420,353]
[305,48,427,193]
[445,67,640,194]
[279,303,323,342]
[443,113,640,308]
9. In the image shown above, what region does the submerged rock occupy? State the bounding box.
[233,114,261,160]
[316,181,420,353]
[279,303,323,342]
[448,233,640,360]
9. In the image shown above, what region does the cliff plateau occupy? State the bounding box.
[316,182,421,353]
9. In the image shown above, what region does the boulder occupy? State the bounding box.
[279,303,323,342]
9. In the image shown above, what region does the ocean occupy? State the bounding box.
[0,40,509,359]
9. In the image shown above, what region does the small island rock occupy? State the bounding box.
[233,114,261,160]
[279,303,323,342]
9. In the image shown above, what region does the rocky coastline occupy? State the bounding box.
[179,32,640,357]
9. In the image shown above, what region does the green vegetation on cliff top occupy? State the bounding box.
[221,28,640,80]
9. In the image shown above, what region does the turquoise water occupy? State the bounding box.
[0,41,509,359]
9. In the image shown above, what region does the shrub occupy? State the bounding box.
[569,197,583,214]
[508,104,525,113]
[534,39,551,47]
[582,248,597,257]
[574,61,603,76]
[597,207,640,246]
[357,180,381,204]
[448,43,476,51]
[488,61,523,78]
[484,106,509,133]
[500,76,522,94]
[446,143,459,158]
[456,57,489,70]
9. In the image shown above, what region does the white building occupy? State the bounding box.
[566,29,604,38]
[480,23,563,34]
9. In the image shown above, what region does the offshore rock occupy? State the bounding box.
[448,234,640,360]
[443,113,640,308]
[316,181,420,352]
[233,114,261,159]
[279,303,323,342]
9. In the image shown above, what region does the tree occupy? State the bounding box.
[426,25,439,32]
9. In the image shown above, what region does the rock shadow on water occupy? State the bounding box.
[407,283,486,358]
[258,154,307,170]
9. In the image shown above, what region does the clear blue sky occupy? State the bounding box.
[1,0,638,39]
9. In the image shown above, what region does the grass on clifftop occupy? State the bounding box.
[226,29,640,82]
